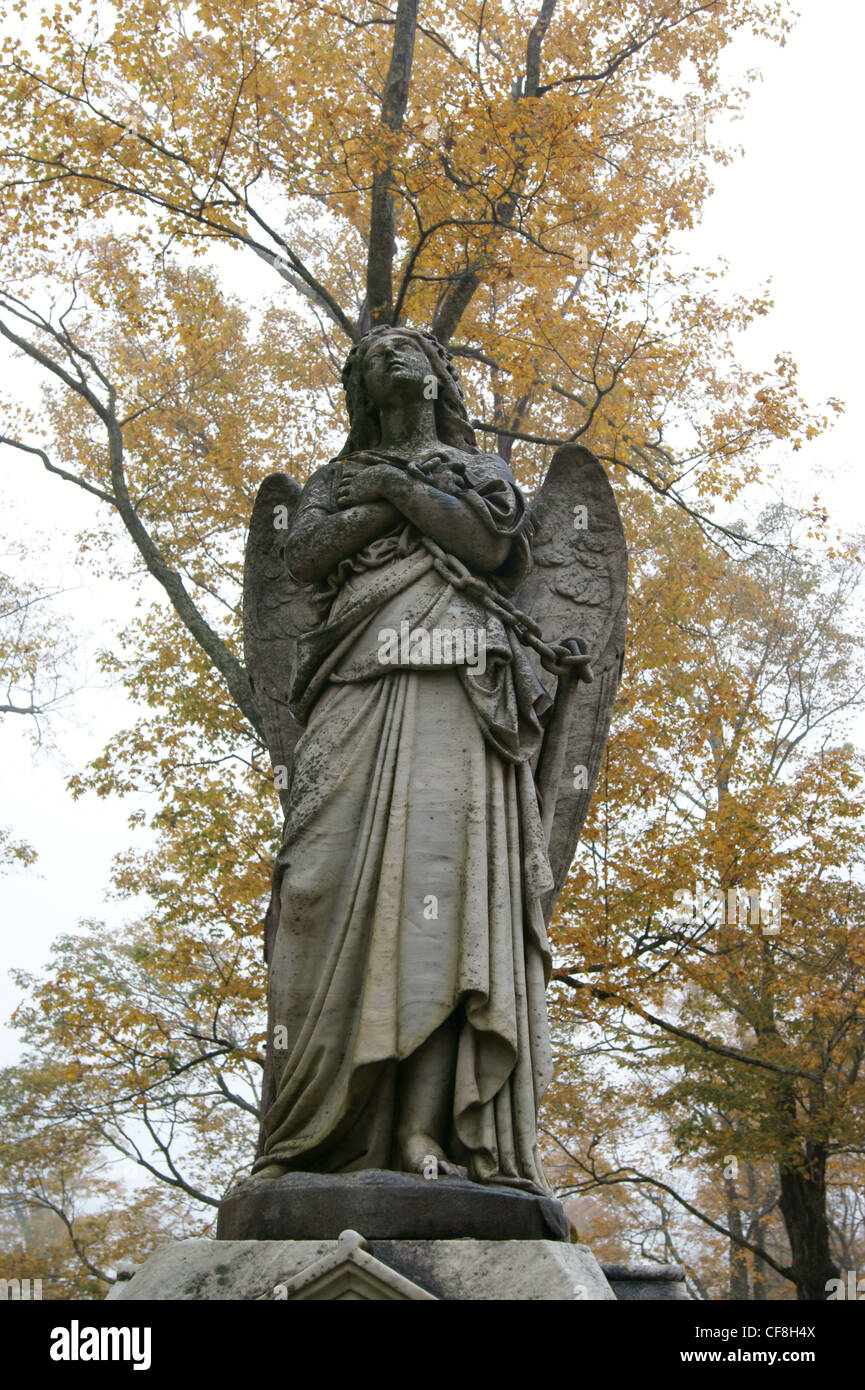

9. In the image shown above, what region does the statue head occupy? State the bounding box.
[337,325,479,457]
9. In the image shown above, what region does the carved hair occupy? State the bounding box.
[337,325,479,457]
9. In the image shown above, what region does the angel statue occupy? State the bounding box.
[242,326,626,1197]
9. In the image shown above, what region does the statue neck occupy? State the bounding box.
[378,398,439,456]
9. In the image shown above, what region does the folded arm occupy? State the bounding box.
[286,469,402,584]
[335,463,511,573]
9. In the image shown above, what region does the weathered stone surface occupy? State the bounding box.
[368,1237,615,1302]
[216,1168,570,1243]
[107,1233,615,1301]
[602,1262,690,1301]
[106,1238,330,1302]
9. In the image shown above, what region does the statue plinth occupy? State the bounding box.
[215,1169,571,1243]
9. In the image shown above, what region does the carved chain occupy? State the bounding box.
[420,535,594,682]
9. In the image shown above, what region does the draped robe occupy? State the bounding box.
[253,448,557,1191]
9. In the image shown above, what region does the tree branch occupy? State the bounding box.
[553,971,821,1082]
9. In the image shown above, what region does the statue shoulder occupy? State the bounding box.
[293,463,341,516]
[436,445,519,488]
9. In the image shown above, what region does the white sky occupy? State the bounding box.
[1,0,863,1062]
[695,0,865,524]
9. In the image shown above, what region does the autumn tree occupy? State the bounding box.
[544,496,865,1300]
[0,0,829,696]
[0,1063,198,1297]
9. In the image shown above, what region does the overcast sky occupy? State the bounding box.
[1,1,863,1061]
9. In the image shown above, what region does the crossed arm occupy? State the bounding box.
[287,461,511,584]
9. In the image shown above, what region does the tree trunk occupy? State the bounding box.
[746,1165,769,1301]
[777,1149,839,1300]
[726,1182,751,1299]
[366,0,418,326]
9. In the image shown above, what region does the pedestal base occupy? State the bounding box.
[107,1231,617,1301]
[216,1169,570,1243]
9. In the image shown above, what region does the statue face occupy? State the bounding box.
[361,331,432,409]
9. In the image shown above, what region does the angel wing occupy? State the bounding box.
[515,444,628,923]
[243,472,319,819]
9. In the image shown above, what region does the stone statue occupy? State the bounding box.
[242,326,627,1198]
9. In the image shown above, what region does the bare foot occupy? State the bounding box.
[398,1132,467,1179]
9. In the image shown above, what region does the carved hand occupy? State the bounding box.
[334,464,397,510]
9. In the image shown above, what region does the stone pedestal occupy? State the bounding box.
[107,1230,616,1301]
[106,1170,689,1300]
